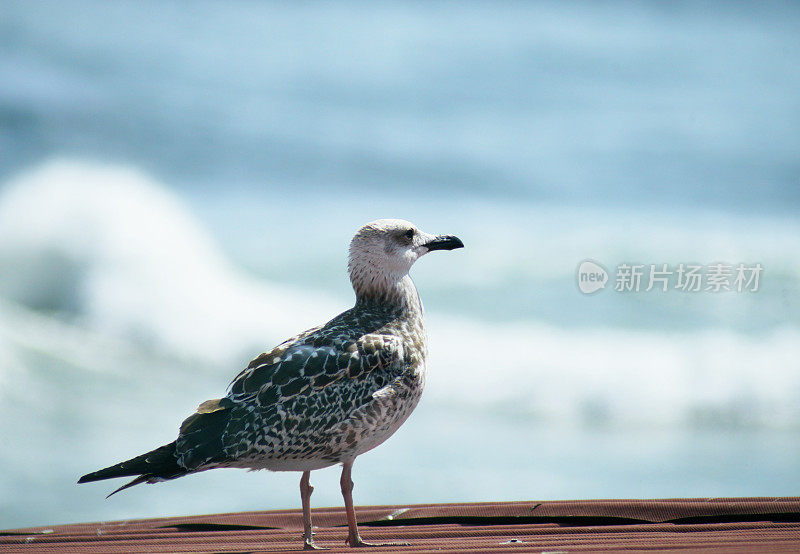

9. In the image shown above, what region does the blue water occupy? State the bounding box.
[0,0,799,531]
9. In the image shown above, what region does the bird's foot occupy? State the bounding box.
[303,538,327,550]
[345,534,410,548]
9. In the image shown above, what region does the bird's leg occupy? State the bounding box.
[300,470,325,550]
[340,460,410,548]
[340,460,371,547]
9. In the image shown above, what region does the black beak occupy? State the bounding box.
[424,234,464,251]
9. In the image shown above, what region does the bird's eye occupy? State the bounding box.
[404,229,415,240]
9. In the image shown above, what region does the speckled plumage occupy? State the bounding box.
[186,291,428,473]
[79,219,463,548]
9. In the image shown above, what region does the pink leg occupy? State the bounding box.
[300,471,325,550]
[340,460,410,548]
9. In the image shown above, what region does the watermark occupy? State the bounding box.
[576,260,609,294]
[577,260,762,294]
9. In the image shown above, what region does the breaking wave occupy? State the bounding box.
[0,159,338,365]
[0,159,797,429]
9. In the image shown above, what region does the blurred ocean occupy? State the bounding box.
[1,0,799,530]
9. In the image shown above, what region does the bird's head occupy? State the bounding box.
[348,219,463,301]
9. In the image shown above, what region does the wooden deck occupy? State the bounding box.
[3,498,800,552]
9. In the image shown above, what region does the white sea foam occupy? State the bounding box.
[427,315,800,429]
[0,160,339,365]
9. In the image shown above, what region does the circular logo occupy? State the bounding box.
[576,260,608,294]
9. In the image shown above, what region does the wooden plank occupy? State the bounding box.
[2,499,800,552]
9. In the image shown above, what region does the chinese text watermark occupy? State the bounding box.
[577,261,762,294]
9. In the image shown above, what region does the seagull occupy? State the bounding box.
[78,219,463,549]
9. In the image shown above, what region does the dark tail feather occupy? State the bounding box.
[78,441,186,495]
[106,475,151,498]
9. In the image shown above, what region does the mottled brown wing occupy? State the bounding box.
[227,333,404,405]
